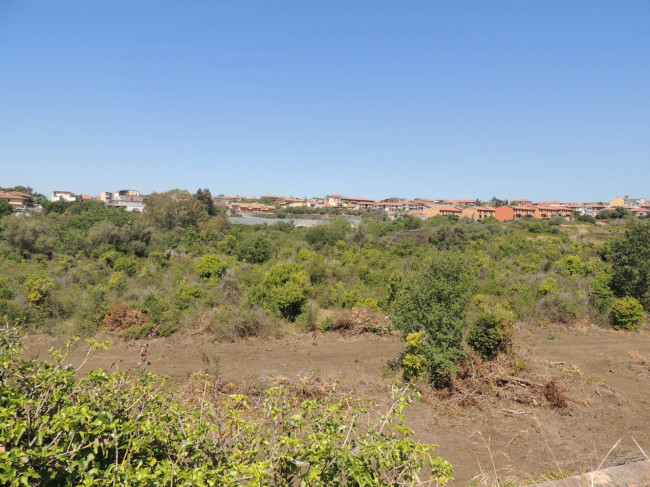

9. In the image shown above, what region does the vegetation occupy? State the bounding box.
[0,326,452,486]
[0,191,647,385]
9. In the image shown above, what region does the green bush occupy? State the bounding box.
[538,276,558,296]
[609,297,645,330]
[253,263,312,321]
[392,252,475,386]
[466,309,514,360]
[0,328,447,486]
[197,254,228,281]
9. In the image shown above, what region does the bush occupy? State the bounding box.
[253,263,312,321]
[392,252,475,386]
[538,276,558,296]
[0,326,453,486]
[24,274,55,307]
[609,221,650,309]
[197,254,228,281]
[609,297,645,330]
[466,309,514,360]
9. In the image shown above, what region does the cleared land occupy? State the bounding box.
[24,323,650,485]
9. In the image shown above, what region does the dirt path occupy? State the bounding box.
[23,324,650,485]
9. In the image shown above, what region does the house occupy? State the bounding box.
[534,205,574,220]
[230,202,275,214]
[511,199,533,206]
[455,199,477,208]
[423,205,462,218]
[51,191,81,202]
[113,191,145,212]
[631,208,649,217]
[461,206,496,221]
[609,197,625,207]
[0,191,34,209]
[374,201,402,212]
[495,205,538,222]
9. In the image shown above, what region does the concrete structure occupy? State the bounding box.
[537,460,650,487]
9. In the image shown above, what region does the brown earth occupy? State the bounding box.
[22,323,650,486]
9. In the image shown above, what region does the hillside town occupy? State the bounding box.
[0,188,648,221]
[1,187,649,221]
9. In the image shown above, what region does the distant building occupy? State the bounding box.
[423,205,462,218]
[230,202,275,214]
[495,205,538,222]
[51,191,81,202]
[461,206,496,221]
[0,191,34,210]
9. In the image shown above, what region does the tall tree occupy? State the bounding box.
[194,188,216,216]
[145,189,208,231]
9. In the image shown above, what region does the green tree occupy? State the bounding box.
[1,216,57,257]
[144,189,208,230]
[194,188,217,216]
[609,221,650,309]
[254,263,312,321]
[392,252,475,386]
[0,199,12,218]
[609,297,645,330]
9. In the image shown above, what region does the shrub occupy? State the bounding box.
[174,284,202,310]
[466,309,514,360]
[609,221,650,309]
[114,256,138,276]
[197,254,228,281]
[609,297,645,330]
[538,276,558,296]
[253,263,312,321]
[0,326,453,486]
[24,274,55,307]
[392,252,475,386]
[237,235,273,263]
[103,303,147,331]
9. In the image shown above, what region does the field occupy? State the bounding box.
[23,321,650,485]
[3,195,650,485]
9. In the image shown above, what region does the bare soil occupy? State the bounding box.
[23,323,650,485]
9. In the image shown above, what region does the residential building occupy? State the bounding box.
[230,202,275,214]
[461,206,496,221]
[534,205,574,220]
[423,205,462,218]
[0,191,34,209]
[511,199,533,206]
[51,191,81,202]
[495,205,538,222]
[609,197,625,207]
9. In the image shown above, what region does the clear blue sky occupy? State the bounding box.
[1,1,648,202]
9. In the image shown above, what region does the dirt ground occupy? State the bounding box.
[23,323,650,486]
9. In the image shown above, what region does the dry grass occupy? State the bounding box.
[326,307,389,336]
[422,351,572,412]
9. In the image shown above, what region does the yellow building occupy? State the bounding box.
[609,197,624,207]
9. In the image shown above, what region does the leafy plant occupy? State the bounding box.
[609,296,645,330]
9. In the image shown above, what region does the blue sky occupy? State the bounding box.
[1,1,648,201]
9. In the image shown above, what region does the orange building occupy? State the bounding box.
[495,205,539,222]
[424,205,462,218]
[535,206,574,220]
[461,206,496,221]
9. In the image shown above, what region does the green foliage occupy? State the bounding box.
[466,308,514,360]
[609,221,650,309]
[0,328,452,486]
[175,284,202,309]
[392,252,475,386]
[609,297,645,330]
[1,216,56,257]
[305,220,352,247]
[0,199,12,217]
[144,189,208,230]
[254,263,312,321]
[597,207,632,220]
[237,235,273,263]
[24,274,55,307]
[196,254,228,281]
[401,332,428,381]
[538,276,558,296]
